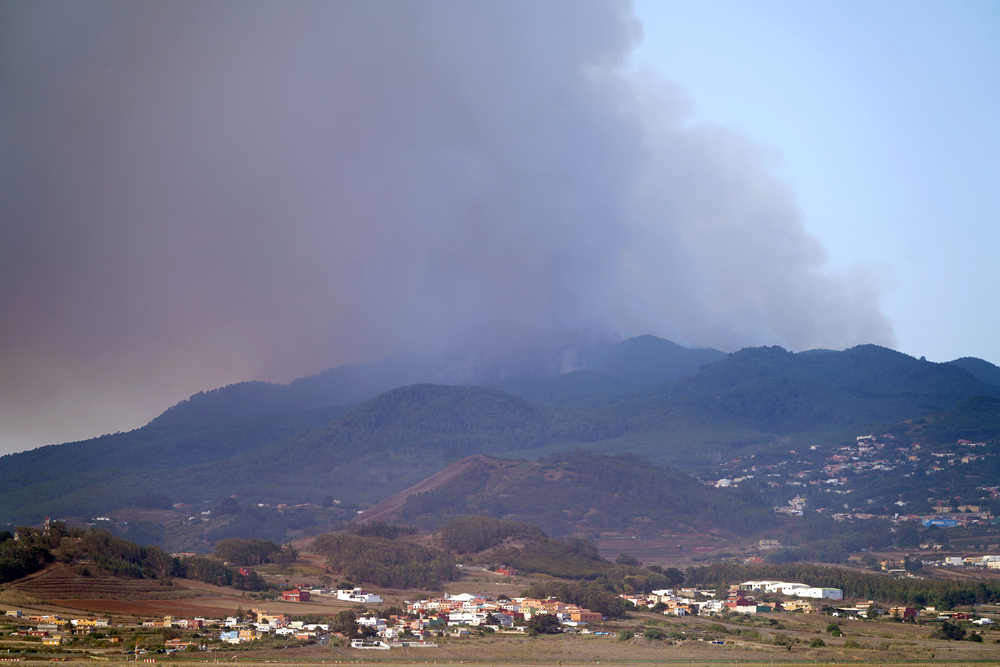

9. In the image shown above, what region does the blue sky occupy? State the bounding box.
[632,0,1000,365]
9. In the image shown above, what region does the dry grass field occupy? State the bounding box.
[127,624,1000,667]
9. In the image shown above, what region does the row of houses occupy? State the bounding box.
[276,586,383,604]
[407,593,603,628]
[3,612,119,646]
[624,587,814,616]
[217,608,328,643]
[130,611,324,645]
[142,616,205,629]
[930,554,1000,569]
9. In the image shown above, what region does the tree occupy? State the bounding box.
[526,614,561,635]
[616,552,641,567]
[932,621,966,641]
[896,523,920,548]
[332,610,358,637]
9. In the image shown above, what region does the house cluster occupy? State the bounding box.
[3,612,116,646]
[828,600,906,619]
[708,434,997,525]
[141,616,204,629]
[350,615,441,650]
[406,592,603,630]
[920,554,1000,570]
[273,586,383,604]
[1,608,335,648]
[216,608,330,644]
[619,582,841,617]
[620,588,718,615]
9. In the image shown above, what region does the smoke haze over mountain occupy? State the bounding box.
[0,0,894,454]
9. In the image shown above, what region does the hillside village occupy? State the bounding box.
[707,434,1000,528]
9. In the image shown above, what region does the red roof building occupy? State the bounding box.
[282,589,310,602]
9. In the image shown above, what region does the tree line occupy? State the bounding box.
[312,532,457,589]
[0,523,270,591]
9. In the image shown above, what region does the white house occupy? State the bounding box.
[337,588,383,604]
[447,611,489,626]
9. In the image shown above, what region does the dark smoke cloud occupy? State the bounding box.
[0,0,894,453]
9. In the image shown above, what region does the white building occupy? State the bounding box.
[741,580,842,600]
[447,611,489,626]
[790,587,843,600]
[337,588,383,604]
[697,599,725,614]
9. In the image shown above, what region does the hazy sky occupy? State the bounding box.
[1,0,996,455]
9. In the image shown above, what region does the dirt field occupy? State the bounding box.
[2,563,365,621]
[77,625,1000,667]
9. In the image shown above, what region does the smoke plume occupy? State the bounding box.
[0,0,894,453]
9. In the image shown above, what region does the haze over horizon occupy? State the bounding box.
[2,0,997,456]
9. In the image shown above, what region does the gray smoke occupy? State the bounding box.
[0,0,894,453]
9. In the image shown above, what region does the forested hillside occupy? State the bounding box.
[0,523,268,590]
[2,339,997,531]
[149,353,461,426]
[920,395,1000,444]
[0,405,351,522]
[948,356,1000,389]
[150,336,725,427]
[0,405,350,478]
[312,530,457,589]
[398,452,776,538]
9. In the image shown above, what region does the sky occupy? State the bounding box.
[632,0,1000,363]
[0,0,997,456]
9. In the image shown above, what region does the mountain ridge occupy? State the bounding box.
[148,337,726,427]
[2,338,998,527]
